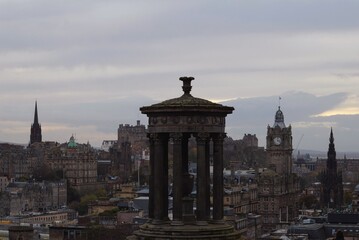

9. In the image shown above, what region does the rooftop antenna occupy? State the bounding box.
[278,96,282,108]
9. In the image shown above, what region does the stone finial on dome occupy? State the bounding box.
[179,76,194,95]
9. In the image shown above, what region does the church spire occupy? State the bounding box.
[34,100,39,124]
[30,101,42,145]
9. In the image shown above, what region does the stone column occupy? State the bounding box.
[205,138,211,220]
[182,134,190,174]
[196,133,210,224]
[213,133,225,223]
[153,133,169,223]
[171,133,184,225]
[148,133,155,220]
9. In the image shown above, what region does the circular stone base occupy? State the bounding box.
[127,222,240,240]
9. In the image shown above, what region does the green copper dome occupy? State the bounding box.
[68,135,77,148]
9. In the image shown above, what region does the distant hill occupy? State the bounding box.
[0,141,26,146]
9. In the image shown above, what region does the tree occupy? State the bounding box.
[299,194,319,209]
[344,191,353,205]
[32,163,59,181]
[67,183,80,204]
[77,194,97,216]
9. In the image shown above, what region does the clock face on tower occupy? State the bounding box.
[273,137,282,145]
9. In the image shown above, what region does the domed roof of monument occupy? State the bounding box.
[140,77,234,114]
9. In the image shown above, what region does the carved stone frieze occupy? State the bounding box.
[148,115,225,127]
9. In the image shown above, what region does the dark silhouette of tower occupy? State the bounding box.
[30,101,42,145]
[320,128,343,209]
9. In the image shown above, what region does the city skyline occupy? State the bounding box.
[1,1,359,152]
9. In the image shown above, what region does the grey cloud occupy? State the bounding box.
[224,92,355,151]
[1,1,359,150]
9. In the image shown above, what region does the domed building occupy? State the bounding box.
[46,135,98,192]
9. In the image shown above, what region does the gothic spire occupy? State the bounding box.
[34,100,39,124]
[30,101,42,145]
[327,127,337,173]
[328,127,335,153]
[329,127,334,143]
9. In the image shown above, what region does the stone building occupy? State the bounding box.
[109,121,148,182]
[224,182,259,215]
[0,143,27,179]
[0,180,67,216]
[118,121,147,146]
[46,136,98,191]
[101,140,118,152]
[0,176,9,192]
[258,106,300,233]
[224,134,266,170]
[352,184,359,213]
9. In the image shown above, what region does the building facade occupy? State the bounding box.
[0,180,67,216]
[109,121,148,182]
[46,136,98,189]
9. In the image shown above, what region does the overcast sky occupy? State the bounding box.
[1,1,359,153]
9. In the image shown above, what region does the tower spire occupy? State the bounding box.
[34,100,39,124]
[328,127,335,154]
[329,127,334,144]
[30,101,42,145]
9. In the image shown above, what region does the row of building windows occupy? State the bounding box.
[24,213,67,223]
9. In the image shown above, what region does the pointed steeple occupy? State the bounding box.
[34,101,39,124]
[30,101,42,145]
[329,127,334,144]
[328,127,336,155]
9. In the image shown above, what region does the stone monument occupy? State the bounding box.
[128,77,239,239]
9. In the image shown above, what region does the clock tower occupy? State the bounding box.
[266,106,293,174]
[259,105,299,232]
